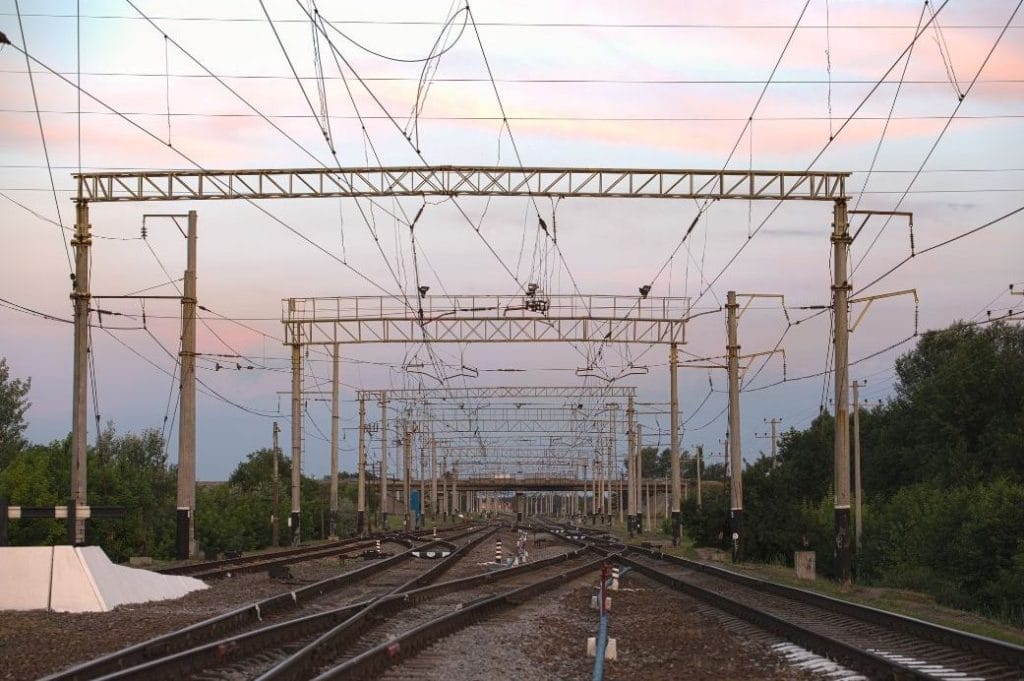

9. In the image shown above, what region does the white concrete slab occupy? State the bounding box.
[0,545,207,612]
[0,547,55,611]
[49,546,103,613]
[77,546,207,609]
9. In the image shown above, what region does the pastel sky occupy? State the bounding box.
[1,0,1021,481]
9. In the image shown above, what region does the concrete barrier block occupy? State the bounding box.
[605,638,617,661]
[78,546,206,609]
[586,636,596,657]
[50,546,104,613]
[0,547,54,611]
[794,551,816,580]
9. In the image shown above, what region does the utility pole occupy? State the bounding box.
[289,330,302,546]
[403,427,412,532]
[380,394,388,529]
[606,403,617,525]
[451,463,458,515]
[70,200,91,545]
[442,454,449,520]
[669,341,681,546]
[696,445,703,509]
[419,438,427,529]
[726,290,743,562]
[852,380,865,552]
[617,472,624,526]
[175,210,198,559]
[585,462,593,520]
[357,395,366,536]
[430,437,437,521]
[622,395,630,532]
[329,344,340,539]
[833,198,852,585]
[271,421,280,547]
[636,423,644,534]
[757,418,782,469]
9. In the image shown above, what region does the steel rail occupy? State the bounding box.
[40,527,481,681]
[311,554,610,680]
[618,552,928,679]
[627,545,1024,672]
[89,543,588,681]
[254,526,502,681]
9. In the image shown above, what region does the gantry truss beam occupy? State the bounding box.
[73,166,849,203]
[415,407,623,422]
[437,446,610,458]
[432,428,606,438]
[358,386,637,401]
[285,295,688,345]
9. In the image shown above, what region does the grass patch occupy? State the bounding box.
[723,560,1024,646]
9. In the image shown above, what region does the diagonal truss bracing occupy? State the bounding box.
[285,294,688,345]
[74,165,848,202]
[357,386,637,401]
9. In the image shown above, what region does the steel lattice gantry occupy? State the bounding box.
[357,386,637,401]
[355,386,635,525]
[284,294,689,345]
[67,165,856,577]
[74,165,848,203]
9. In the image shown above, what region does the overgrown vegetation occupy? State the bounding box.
[680,321,1024,624]
[0,358,365,561]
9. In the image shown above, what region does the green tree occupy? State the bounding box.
[88,424,177,561]
[0,439,68,545]
[864,322,1024,494]
[0,357,31,470]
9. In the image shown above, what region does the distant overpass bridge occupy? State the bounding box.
[406,477,673,492]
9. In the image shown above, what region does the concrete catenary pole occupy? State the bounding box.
[403,427,412,532]
[290,339,302,545]
[272,421,280,547]
[430,437,438,521]
[330,344,340,539]
[451,463,459,515]
[765,418,782,469]
[833,198,853,584]
[357,395,367,536]
[606,403,617,524]
[726,290,743,562]
[380,394,388,528]
[670,342,682,545]
[622,399,630,532]
[852,380,865,552]
[176,210,198,559]
[636,423,644,534]
[442,454,449,520]
[696,444,703,509]
[419,439,427,528]
[70,200,91,544]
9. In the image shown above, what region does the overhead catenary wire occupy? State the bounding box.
[852,0,1022,274]
[13,0,73,277]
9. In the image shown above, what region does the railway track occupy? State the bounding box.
[43,525,587,681]
[617,545,1024,680]
[254,550,601,680]
[296,552,606,680]
[158,525,468,580]
[41,525,490,681]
